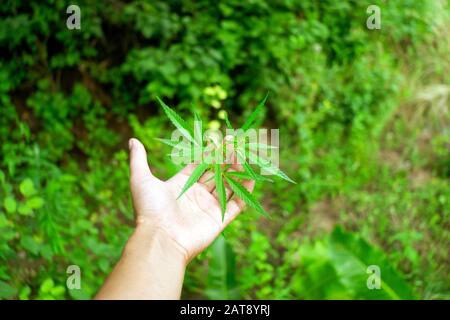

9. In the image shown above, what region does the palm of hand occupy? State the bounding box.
[129,139,253,262]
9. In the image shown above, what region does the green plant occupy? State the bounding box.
[156,96,296,218]
[205,235,239,299]
[0,0,448,300]
[286,227,417,299]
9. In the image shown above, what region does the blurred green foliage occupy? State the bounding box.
[0,0,449,299]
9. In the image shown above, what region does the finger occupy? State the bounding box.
[198,171,215,192]
[174,163,211,182]
[129,138,154,180]
[221,178,255,227]
[178,163,197,176]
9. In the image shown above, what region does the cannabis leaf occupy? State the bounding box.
[241,93,269,131]
[235,150,273,182]
[225,171,273,182]
[157,97,197,145]
[154,138,193,151]
[156,94,295,218]
[223,113,233,129]
[214,164,227,219]
[248,151,296,184]
[225,176,269,217]
[193,111,203,147]
[177,162,210,199]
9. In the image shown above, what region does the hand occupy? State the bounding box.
[128,138,254,264]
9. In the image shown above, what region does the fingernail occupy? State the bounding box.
[128,138,134,150]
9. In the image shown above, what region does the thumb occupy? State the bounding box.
[129,138,153,180]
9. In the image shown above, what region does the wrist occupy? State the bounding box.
[125,224,189,267]
[102,223,187,299]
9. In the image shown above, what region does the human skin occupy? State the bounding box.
[95,138,254,299]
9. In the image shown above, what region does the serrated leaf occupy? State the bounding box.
[225,176,269,217]
[235,150,272,182]
[156,97,196,145]
[225,171,272,182]
[215,165,227,220]
[249,152,296,184]
[242,93,269,131]
[223,113,233,129]
[193,111,203,146]
[224,171,253,180]
[235,150,257,178]
[178,162,210,199]
[155,138,198,152]
[243,161,258,179]
[155,137,184,148]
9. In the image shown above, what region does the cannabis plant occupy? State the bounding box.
[156,95,295,219]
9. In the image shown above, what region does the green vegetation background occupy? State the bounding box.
[0,0,448,299]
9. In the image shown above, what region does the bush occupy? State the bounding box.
[0,0,448,299]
